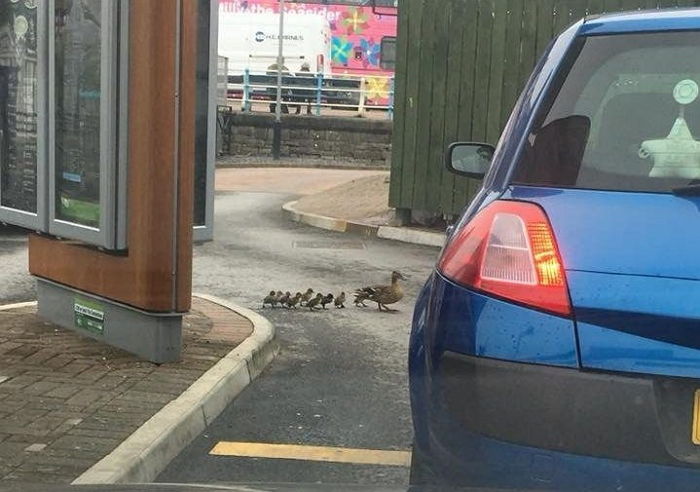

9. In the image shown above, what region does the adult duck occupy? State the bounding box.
[355,271,408,311]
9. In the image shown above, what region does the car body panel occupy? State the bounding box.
[409,7,700,490]
[412,415,700,492]
[576,322,700,378]
[504,186,700,377]
[431,275,578,367]
[410,300,700,490]
[581,9,700,36]
[505,186,700,280]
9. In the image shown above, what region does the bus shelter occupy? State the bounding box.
[0,0,218,363]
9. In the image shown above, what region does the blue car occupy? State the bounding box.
[409,9,700,491]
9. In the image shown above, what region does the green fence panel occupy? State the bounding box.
[439,1,463,214]
[423,3,452,213]
[393,0,424,208]
[387,0,410,208]
[452,0,480,212]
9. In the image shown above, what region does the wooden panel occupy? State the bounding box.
[618,0,643,10]
[29,0,197,313]
[410,0,437,211]
[485,0,508,144]
[602,0,624,11]
[568,0,589,24]
[464,0,494,205]
[177,0,198,312]
[552,1,570,42]
[392,0,424,210]
[519,0,539,94]
[501,0,525,125]
[586,0,607,15]
[451,0,480,213]
[439,0,464,213]
[535,0,555,58]
[423,2,450,213]
[387,0,409,208]
[471,0,494,144]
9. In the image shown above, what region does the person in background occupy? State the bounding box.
[266,62,291,114]
[295,62,315,115]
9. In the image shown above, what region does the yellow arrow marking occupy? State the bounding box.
[210,441,412,467]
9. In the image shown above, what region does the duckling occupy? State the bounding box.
[275,291,284,302]
[300,288,314,306]
[306,293,323,311]
[355,271,408,312]
[287,292,302,309]
[320,293,334,310]
[334,292,346,309]
[354,291,370,307]
[262,290,278,309]
[279,291,291,306]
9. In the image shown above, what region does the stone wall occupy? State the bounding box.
[217,112,392,168]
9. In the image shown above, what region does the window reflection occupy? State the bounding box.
[0,0,39,213]
[55,0,101,228]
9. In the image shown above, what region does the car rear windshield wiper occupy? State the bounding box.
[672,184,700,196]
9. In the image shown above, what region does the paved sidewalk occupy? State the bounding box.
[0,297,252,485]
[216,167,387,195]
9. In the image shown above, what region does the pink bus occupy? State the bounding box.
[219,0,398,103]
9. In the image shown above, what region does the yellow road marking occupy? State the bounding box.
[209,441,412,467]
[693,390,700,445]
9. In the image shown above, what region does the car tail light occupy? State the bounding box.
[438,200,571,316]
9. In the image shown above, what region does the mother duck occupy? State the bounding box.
[354,271,408,311]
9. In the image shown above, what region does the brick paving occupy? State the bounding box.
[0,296,252,485]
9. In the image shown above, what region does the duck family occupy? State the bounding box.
[354,271,407,312]
[260,271,407,312]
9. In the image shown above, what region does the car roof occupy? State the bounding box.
[580,8,700,36]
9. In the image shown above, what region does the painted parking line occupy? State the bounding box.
[210,442,412,467]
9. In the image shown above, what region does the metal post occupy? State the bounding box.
[243,68,250,112]
[273,0,285,160]
[315,72,323,116]
[388,76,395,120]
[358,76,367,117]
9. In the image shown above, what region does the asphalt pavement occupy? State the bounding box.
[0,170,441,488]
[157,190,439,486]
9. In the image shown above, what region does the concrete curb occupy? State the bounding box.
[72,294,278,485]
[0,300,38,311]
[282,200,445,248]
[376,226,445,248]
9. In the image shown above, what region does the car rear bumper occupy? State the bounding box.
[413,352,700,490]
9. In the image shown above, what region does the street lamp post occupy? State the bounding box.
[272,0,285,160]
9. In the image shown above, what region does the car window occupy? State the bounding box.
[513,31,700,193]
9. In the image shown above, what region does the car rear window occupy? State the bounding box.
[513,31,700,193]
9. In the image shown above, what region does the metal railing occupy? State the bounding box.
[224,69,395,119]
[217,56,230,108]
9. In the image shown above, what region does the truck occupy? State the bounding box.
[218,11,332,75]
[220,0,398,108]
